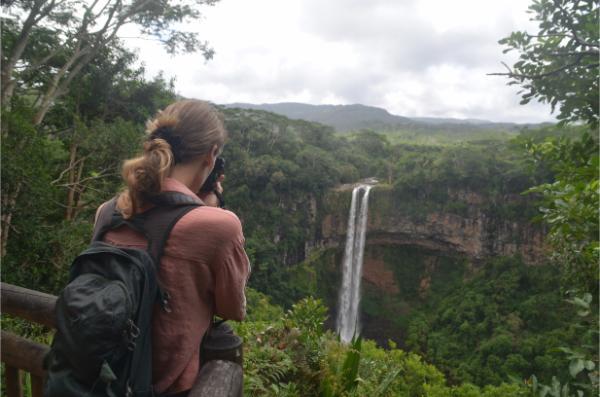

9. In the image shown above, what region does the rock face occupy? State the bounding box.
[361,257,400,294]
[306,184,547,346]
[319,185,546,264]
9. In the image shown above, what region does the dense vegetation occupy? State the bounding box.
[405,257,574,386]
[2,0,598,396]
[236,289,531,397]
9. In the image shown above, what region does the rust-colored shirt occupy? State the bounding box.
[100,178,250,395]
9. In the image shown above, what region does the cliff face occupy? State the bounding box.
[298,184,547,346]
[319,185,546,264]
[292,185,544,346]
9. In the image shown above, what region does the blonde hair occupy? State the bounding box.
[117,100,227,218]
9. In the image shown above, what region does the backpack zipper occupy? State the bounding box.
[158,286,172,313]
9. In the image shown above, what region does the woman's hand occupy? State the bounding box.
[197,175,225,207]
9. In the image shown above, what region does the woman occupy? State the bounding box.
[99,99,250,396]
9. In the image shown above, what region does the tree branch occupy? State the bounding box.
[22,48,64,74]
[526,33,572,39]
[57,169,116,188]
[51,155,88,185]
[488,54,587,79]
[1,0,50,104]
[555,0,600,49]
[547,50,599,56]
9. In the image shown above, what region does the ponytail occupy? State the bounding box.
[117,139,173,219]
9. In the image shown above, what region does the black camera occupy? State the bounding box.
[199,157,225,193]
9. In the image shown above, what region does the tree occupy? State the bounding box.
[0,47,175,278]
[492,0,599,289]
[493,1,599,393]
[526,132,599,293]
[490,0,599,128]
[1,0,218,125]
[0,0,215,256]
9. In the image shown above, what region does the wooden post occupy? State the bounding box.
[189,360,243,397]
[5,366,23,397]
[31,374,45,397]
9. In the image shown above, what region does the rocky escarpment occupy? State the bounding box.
[291,183,548,346]
[318,184,546,264]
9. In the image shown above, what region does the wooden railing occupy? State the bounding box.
[1,282,243,397]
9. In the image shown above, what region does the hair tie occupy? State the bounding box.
[148,126,184,163]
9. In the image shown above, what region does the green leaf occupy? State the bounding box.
[569,359,585,378]
[557,347,575,355]
[373,368,401,397]
[567,296,591,310]
[341,336,362,392]
[583,360,595,371]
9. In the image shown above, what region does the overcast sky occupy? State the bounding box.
[120,0,557,124]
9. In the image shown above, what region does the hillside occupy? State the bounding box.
[224,102,543,133]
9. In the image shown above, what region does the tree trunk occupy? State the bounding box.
[66,156,86,221]
[33,82,62,126]
[73,157,86,216]
[1,184,22,258]
[1,0,54,106]
[31,5,122,126]
[0,127,32,258]
[65,142,78,220]
[32,44,100,125]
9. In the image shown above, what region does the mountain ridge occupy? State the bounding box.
[223,102,546,132]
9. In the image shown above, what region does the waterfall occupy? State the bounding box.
[337,184,373,343]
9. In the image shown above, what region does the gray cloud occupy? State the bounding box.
[129,0,556,123]
[297,0,510,71]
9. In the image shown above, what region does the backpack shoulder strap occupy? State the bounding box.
[138,192,203,262]
[91,192,203,262]
[91,196,148,242]
[91,197,119,242]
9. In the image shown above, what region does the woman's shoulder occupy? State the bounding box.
[178,206,243,238]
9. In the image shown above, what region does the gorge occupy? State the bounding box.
[274,178,570,386]
[290,183,548,347]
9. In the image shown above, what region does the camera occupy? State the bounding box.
[199,157,225,193]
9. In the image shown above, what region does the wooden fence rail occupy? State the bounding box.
[1,282,243,397]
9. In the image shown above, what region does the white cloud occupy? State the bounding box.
[119,0,557,124]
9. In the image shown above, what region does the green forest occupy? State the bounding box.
[1,0,598,396]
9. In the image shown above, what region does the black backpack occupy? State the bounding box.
[44,192,201,397]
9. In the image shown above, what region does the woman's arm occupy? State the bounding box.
[213,219,251,321]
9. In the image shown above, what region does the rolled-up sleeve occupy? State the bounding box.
[213,217,250,321]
